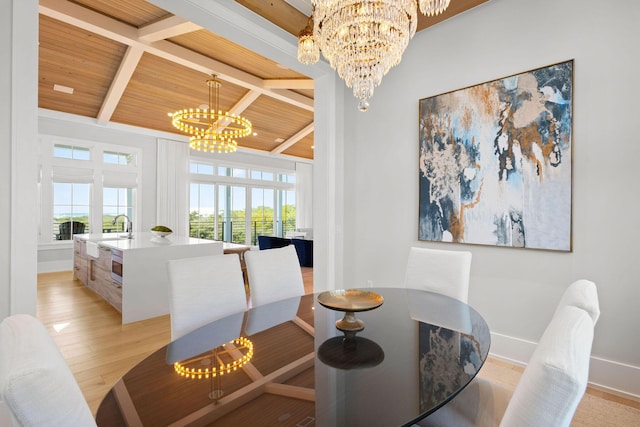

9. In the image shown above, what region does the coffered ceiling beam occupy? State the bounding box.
[263,79,314,90]
[138,15,201,42]
[97,46,144,122]
[38,0,314,112]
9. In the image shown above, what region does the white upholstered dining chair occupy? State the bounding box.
[419,292,598,427]
[404,246,473,303]
[167,253,247,340]
[0,314,96,426]
[554,279,600,324]
[244,245,305,308]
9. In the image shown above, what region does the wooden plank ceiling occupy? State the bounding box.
[38,0,486,161]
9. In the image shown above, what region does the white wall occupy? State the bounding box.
[342,0,640,397]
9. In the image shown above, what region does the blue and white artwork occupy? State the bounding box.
[418,60,573,251]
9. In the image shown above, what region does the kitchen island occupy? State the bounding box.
[73,233,230,324]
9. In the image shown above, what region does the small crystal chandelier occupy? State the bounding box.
[299,0,452,112]
[297,17,319,65]
[170,75,252,153]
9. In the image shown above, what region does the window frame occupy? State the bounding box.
[39,136,141,248]
[188,159,296,245]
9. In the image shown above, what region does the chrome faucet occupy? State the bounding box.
[112,214,133,239]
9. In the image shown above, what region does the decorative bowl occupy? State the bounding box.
[317,289,384,333]
[317,289,384,312]
[151,230,172,238]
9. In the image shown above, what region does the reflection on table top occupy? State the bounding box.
[96,288,490,427]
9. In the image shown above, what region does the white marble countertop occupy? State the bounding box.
[75,232,219,251]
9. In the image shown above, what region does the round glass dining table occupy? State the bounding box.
[96,288,490,427]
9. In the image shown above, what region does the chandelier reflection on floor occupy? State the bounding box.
[174,337,254,401]
[298,0,451,112]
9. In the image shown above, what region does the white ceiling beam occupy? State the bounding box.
[217,90,262,129]
[263,79,314,90]
[97,46,144,122]
[38,0,313,111]
[228,90,261,116]
[138,15,201,42]
[272,122,314,154]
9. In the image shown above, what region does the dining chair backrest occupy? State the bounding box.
[554,279,600,325]
[244,245,305,307]
[167,253,247,340]
[404,247,472,303]
[419,305,595,427]
[499,304,594,426]
[0,314,96,426]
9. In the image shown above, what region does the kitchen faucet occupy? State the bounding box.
[113,214,133,239]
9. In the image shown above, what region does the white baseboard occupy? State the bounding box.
[489,332,640,401]
[37,260,72,274]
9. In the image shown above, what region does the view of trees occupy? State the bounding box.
[189,205,296,244]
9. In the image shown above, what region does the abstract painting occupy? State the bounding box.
[418,60,573,251]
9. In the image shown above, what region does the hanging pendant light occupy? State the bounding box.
[298,17,320,65]
[170,75,252,153]
[299,0,452,111]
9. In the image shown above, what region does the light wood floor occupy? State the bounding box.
[37,270,640,425]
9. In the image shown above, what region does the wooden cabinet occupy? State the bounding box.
[73,237,88,286]
[87,245,122,312]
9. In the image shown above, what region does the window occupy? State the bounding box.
[104,150,135,166]
[251,170,274,181]
[53,144,90,161]
[39,136,141,245]
[103,187,135,234]
[190,162,214,175]
[219,166,247,178]
[279,189,296,237]
[52,182,90,240]
[189,160,296,245]
[252,187,274,243]
[219,185,246,244]
[278,173,296,184]
[189,183,217,240]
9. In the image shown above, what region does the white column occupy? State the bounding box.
[295,162,313,230]
[0,0,39,319]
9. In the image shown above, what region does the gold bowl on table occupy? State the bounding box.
[317,289,384,333]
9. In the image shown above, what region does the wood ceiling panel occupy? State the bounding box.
[168,30,309,81]
[240,96,313,154]
[111,53,252,137]
[39,15,127,118]
[235,0,308,36]
[292,88,314,99]
[282,133,314,159]
[69,0,170,28]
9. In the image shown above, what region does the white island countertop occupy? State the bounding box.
[75,232,219,251]
[74,233,249,324]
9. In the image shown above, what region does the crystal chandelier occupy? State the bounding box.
[419,0,451,16]
[298,17,320,65]
[298,0,452,111]
[170,75,252,153]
